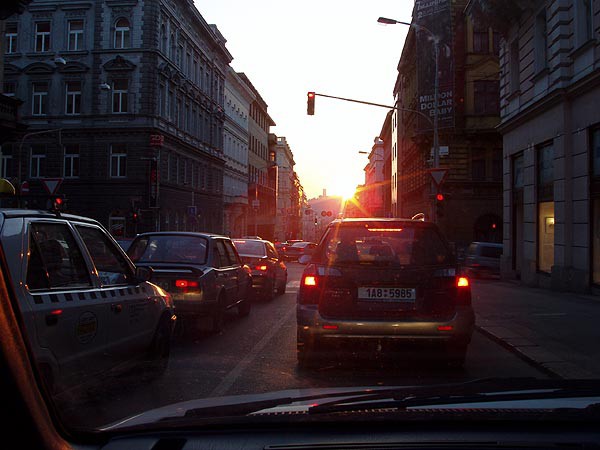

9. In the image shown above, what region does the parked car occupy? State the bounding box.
[285,241,317,262]
[463,242,503,278]
[232,238,288,300]
[296,218,474,368]
[0,208,176,394]
[127,232,252,334]
[273,241,289,259]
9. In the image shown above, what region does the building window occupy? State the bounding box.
[575,0,593,47]
[110,144,127,178]
[537,142,554,273]
[593,127,600,177]
[112,79,128,113]
[3,81,16,97]
[474,80,500,115]
[65,81,81,115]
[510,39,520,93]
[471,151,486,181]
[534,11,548,73]
[593,198,600,285]
[35,22,51,52]
[0,145,13,178]
[5,23,17,54]
[32,82,48,116]
[30,145,46,178]
[64,144,80,178]
[160,24,167,54]
[114,18,130,49]
[67,19,84,51]
[473,27,488,53]
[492,31,501,55]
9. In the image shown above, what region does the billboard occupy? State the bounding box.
[415,0,455,132]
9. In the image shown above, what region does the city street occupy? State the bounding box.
[54,263,550,428]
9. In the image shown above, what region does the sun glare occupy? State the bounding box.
[330,181,358,201]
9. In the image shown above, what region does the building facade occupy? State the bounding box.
[272,135,298,242]
[2,0,231,236]
[474,0,600,293]
[392,0,503,251]
[238,72,276,240]
[223,67,254,237]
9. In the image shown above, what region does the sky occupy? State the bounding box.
[195,0,415,200]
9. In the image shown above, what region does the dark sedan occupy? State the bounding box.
[285,241,317,262]
[233,239,288,300]
[127,232,252,335]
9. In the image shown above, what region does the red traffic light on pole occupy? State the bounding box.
[307,92,315,115]
[436,193,444,201]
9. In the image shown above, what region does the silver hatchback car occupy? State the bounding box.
[296,218,475,368]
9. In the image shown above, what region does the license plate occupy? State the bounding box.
[358,287,416,301]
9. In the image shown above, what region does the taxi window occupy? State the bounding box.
[266,243,278,259]
[26,223,92,290]
[76,225,135,286]
[215,240,231,268]
[223,240,241,265]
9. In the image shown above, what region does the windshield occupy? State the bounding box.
[128,235,208,264]
[3,0,600,439]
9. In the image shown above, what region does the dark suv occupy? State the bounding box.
[296,218,475,367]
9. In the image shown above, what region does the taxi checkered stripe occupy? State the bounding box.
[33,285,150,305]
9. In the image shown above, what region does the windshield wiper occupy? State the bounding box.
[307,378,600,415]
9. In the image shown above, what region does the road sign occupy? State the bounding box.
[187,205,197,216]
[252,199,260,208]
[41,178,63,195]
[20,181,29,194]
[428,168,448,187]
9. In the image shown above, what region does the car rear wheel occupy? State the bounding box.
[263,279,275,301]
[211,295,226,333]
[277,277,287,295]
[237,298,251,317]
[143,316,172,378]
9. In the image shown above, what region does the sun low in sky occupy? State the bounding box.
[195,0,415,200]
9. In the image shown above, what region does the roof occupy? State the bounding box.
[134,231,228,239]
[0,209,99,224]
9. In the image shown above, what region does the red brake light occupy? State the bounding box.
[255,265,268,271]
[457,277,469,288]
[303,275,317,286]
[175,279,199,288]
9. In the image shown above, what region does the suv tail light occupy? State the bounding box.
[455,276,471,306]
[299,264,321,305]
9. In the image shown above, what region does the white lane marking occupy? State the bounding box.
[209,305,296,397]
[287,280,300,288]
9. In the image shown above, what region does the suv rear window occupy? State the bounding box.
[321,223,452,266]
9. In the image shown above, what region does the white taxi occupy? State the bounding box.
[0,208,176,394]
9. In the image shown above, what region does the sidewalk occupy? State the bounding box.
[471,279,600,379]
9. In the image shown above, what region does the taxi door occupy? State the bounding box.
[214,239,238,308]
[23,220,111,388]
[74,224,158,365]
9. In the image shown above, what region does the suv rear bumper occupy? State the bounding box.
[297,305,475,346]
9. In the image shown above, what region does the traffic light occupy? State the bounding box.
[314,217,318,225]
[435,191,445,219]
[307,91,315,115]
[131,209,141,224]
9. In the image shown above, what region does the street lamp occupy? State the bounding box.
[378,15,442,221]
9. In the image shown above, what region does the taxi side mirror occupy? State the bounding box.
[135,266,153,283]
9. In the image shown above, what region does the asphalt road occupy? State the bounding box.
[54,263,549,428]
